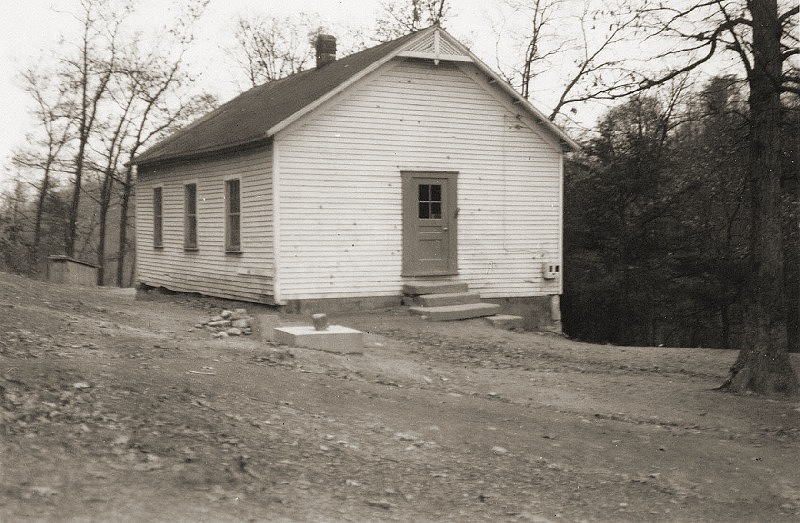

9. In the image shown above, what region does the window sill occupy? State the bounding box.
[153,245,164,250]
[225,250,243,255]
[184,247,199,252]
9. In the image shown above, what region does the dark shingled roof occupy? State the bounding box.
[134,30,423,166]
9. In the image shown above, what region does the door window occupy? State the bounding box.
[418,183,442,219]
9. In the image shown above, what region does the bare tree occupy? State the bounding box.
[0,177,32,274]
[231,13,322,88]
[493,0,642,122]
[723,0,798,394]
[12,0,214,284]
[114,63,217,286]
[93,62,137,285]
[547,3,642,121]
[112,0,215,286]
[511,0,797,393]
[629,0,800,395]
[62,0,123,258]
[12,66,74,268]
[374,0,450,41]
[95,2,215,287]
[492,0,566,101]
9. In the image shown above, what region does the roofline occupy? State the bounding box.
[134,26,577,165]
[135,136,273,169]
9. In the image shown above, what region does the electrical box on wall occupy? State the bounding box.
[542,262,560,280]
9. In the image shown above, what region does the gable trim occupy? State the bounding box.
[397,51,471,62]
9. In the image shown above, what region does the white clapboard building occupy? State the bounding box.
[133,26,577,327]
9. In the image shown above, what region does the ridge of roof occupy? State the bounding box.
[134,30,427,166]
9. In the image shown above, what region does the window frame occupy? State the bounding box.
[183,182,198,251]
[152,186,163,249]
[224,178,241,253]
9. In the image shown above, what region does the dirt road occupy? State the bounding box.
[1,271,799,522]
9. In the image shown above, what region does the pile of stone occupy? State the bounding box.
[197,308,254,338]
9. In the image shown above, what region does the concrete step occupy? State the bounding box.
[485,314,524,330]
[402,281,469,296]
[406,292,482,307]
[408,302,501,321]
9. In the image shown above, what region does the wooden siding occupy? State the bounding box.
[276,59,563,300]
[134,147,275,303]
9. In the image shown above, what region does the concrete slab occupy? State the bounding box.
[408,302,500,321]
[485,314,524,330]
[273,325,364,353]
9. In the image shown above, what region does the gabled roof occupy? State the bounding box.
[134,26,577,167]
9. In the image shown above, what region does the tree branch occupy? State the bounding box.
[778,5,798,26]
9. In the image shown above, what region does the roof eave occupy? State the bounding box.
[134,135,272,169]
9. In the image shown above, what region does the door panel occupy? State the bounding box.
[402,172,458,276]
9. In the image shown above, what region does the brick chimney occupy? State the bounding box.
[315,34,337,68]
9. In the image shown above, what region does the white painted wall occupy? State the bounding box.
[275,59,563,300]
[135,147,275,303]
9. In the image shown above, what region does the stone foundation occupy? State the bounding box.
[483,295,562,333]
[135,283,561,333]
[281,296,403,315]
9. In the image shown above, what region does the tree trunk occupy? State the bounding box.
[32,169,50,268]
[67,35,89,259]
[720,0,799,395]
[785,132,800,353]
[66,142,85,257]
[97,210,107,285]
[117,162,134,287]
[96,171,113,286]
[127,244,136,288]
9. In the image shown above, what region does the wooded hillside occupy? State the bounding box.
[563,82,799,352]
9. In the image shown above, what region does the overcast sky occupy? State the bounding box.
[1,0,521,189]
[0,0,744,191]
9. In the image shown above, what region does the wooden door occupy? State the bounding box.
[402,171,458,276]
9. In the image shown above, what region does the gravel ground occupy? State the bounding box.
[1,271,799,522]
